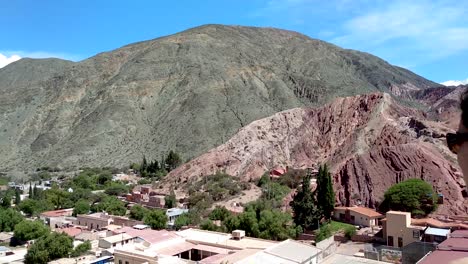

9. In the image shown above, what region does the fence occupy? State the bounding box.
[316,236,337,260]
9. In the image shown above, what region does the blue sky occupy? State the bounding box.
[1,0,467,84]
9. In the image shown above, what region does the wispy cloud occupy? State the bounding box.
[332,0,468,60]
[0,53,21,68]
[441,78,468,86]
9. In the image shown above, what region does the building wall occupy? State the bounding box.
[386,212,422,247]
[114,250,158,264]
[333,209,375,227]
[76,215,110,230]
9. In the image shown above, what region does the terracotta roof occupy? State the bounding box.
[335,206,383,218]
[57,227,82,237]
[116,227,179,244]
[418,251,468,264]
[40,208,73,217]
[411,218,468,229]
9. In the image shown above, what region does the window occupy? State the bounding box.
[413,230,420,238]
[398,237,403,248]
[125,261,129,264]
[339,213,345,220]
[388,236,394,246]
[351,215,355,221]
[119,261,122,264]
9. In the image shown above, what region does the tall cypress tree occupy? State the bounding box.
[33,184,38,200]
[15,189,21,205]
[316,164,335,220]
[29,183,33,198]
[290,169,321,230]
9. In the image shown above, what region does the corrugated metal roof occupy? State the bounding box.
[425,227,450,237]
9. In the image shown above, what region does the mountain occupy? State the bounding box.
[0,24,438,172]
[163,93,466,215]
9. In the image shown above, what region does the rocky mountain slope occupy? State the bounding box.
[164,93,466,215]
[0,25,438,172]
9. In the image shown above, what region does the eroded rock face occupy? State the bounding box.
[165,93,466,215]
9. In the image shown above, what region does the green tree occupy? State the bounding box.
[174,213,191,230]
[104,183,129,196]
[223,215,240,232]
[19,199,40,216]
[70,241,91,257]
[290,171,321,230]
[381,178,437,216]
[165,150,182,171]
[14,220,49,241]
[0,208,24,232]
[1,193,10,209]
[200,219,219,231]
[258,209,301,240]
[143,210,168,230]
[73,199,90,216]
[316,164,335,220]
[209,206,231,221]
[15,189,21,205]
[129,205,149,221]
[91,196,126,216]
[33,184,38,199]
[164,192,177,208]
[24,232,73,264]
[315,223,332,242]
[29,184,33,198]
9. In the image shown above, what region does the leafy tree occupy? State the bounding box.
[144,210,167,230]
[25,232,73,264]
[165,150,182,171]
[129,205,149,221]
[70,241,91,257]
[73,199,90,216]
[18,199,40,216]
[258,209,301,240]
[14,220,49,241]
[209,206,231,221]
[224,215,240,232]
[97,171,112,185]
[165,192,177,208]
[257,173,270,187]
[91,196,126,216]
[0,208,24,232]
[69,188,92,203]
[290,171,321,230]
[44,188,73,209]
[200,219,219,231]
[316,164,335,220]
[188,192,213,211]
[381,178,437,216]
[15,189,21,205]
[237,210,260,237]
[104,183,129,196]
[174,213,191,230]
[1,193,11,208]
[261,182,290,202]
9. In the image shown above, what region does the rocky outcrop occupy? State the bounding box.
[164,93,466,215]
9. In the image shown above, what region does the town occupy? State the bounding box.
[0,163,466,264]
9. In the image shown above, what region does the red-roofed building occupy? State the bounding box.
[418,230,468,264]
[333,206,384,227]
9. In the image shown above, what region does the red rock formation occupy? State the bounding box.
[162,93,466,215]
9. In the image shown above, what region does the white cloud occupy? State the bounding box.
[332,1,468,60]
[0,50,81,66]
[441,78,468,86]
[0,53,21,68]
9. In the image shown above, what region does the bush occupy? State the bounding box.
[14,220,49,242]
[129,205,149,221]
[144,210,167,230]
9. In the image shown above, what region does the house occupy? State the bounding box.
[98,233,134,249]
[418,230,468,263]
[39,208,74,228]
[76,213,113,230]
[422,227,451,243]
[333,206,384,227]
[0,233,13,244]
[383,211,425,247]
[166,208,189,226]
